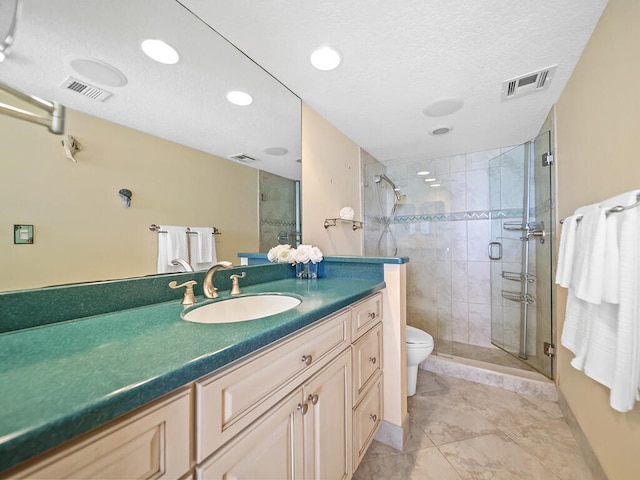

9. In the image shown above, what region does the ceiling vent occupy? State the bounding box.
[501,65,557,101]
[60,77,112,102]
[229,153,260,163]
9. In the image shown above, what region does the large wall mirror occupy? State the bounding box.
[0,0,301,292]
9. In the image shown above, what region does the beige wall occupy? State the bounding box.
[301,103,363,255]
[1,104,259,292]
[555,0,640,478]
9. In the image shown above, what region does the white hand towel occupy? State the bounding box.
[189,227,218,271]
[157,226,189,274]
[573,206,608,303]
[599,190,640,304]
[555,204,597,288]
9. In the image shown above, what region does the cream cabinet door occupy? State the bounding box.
[302,349,352,480]
[197,389,305,480]
[8,388,191,480]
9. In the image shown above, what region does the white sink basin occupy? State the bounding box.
[182,294,301,324]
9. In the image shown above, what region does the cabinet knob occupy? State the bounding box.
[368,312,376,319]
[308,394,319,405]
[369,357,377,365]
[301,355,313,366]
[297,403,308,415]
[369,414,377,422]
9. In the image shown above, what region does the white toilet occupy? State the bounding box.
[406,325,434,396]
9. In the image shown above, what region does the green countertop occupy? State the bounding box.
[0,276,384,472]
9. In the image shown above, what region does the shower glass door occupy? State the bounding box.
[489,131,554,377]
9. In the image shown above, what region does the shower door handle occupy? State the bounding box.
[488,242,503,260]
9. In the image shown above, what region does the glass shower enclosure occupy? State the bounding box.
[488,131,555,377]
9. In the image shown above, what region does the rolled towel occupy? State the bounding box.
[340,207,355,220]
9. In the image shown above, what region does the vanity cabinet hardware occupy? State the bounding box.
[351,293,382,341]
[369,357,377,364]
[308,394,319,405]
[301,355,313,366]
[369,414,377,422]
[297,403,309,415]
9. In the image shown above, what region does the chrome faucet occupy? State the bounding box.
[171,258,194,272]
[202,261,233,298]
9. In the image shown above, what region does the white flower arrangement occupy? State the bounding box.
[267,244,324,265]
[267,244,294,263]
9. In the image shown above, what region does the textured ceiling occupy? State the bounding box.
[0,0,302,179]
[1,0,608,174]
[183,0,609,162]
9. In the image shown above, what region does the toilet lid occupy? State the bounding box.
[406,325,434,347]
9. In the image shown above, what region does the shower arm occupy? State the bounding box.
[375,174,402,201]
[0,82,65,134]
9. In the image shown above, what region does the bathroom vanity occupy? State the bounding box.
[0,257,407,479]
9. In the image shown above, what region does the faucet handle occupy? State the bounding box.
[229,272,246,295]
[169,280,198,305]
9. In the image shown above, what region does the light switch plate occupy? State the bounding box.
[14,224,34,244]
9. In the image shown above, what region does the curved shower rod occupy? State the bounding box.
[0,82,65,135]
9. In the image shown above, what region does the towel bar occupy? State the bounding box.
[149,224,221,234]
[559,195,640,224]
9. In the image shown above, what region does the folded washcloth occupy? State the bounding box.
[157,226,188,274]
[189,227,218,271]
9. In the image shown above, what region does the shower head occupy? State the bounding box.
[374,174,402,201]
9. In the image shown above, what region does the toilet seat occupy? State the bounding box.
[406,325,434,348]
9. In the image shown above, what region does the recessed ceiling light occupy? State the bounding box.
[226,90,253,106]
[264,146,289,156]
[430,126,452,135]
[65,56,128,87]
[423,97,464,117]
[424,178,436,182]
[417,171,430,176]
[141,39,180,65]
[310,46,342,71]
[430,183,441,187]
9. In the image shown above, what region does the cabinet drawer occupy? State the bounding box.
[8,388,191,480]
[353,376,383,469]
[351,293,382,341]
[352,322,382,403]
[196,309,350,462]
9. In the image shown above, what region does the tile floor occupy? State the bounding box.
[353,370,592,480]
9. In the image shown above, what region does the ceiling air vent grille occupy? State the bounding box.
[501,65,557,101]
[229,153,260,163]
[60,77,113,102]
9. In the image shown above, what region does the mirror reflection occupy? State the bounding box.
[0,0,301,292]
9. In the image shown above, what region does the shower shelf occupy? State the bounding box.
[502,290,536,305]
[323,218,363,231]
[501,271,536,283]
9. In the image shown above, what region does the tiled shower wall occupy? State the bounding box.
[363,146,521,349]
[259,171,297,252]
